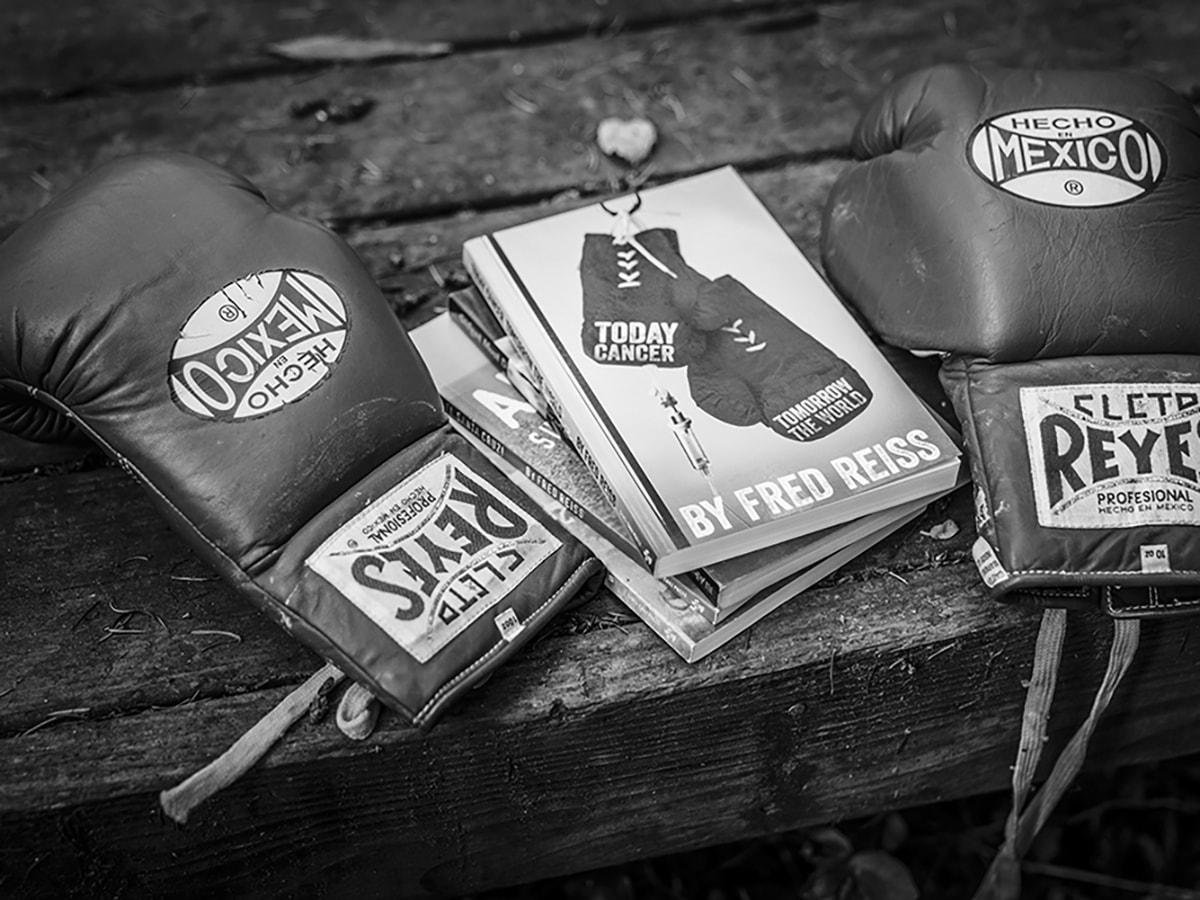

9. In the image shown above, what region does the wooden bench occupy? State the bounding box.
[2,1,1199,895]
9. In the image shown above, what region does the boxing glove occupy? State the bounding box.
[0,152,601,728]
[823,64,1200,900]
[683,272,872,441]
[579,226,708,367]
[822,64,1200,611]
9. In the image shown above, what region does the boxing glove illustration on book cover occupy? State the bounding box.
[463,167,961,577]
[579,196,873,461]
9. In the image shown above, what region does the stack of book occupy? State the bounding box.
[410,166,964,661]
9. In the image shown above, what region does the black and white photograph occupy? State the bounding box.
[1,2,1199,898]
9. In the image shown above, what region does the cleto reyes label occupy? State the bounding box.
[169,270,348,420]
[968,108,1165,207]
[1023,383,1200,529]
[305,453,560,664]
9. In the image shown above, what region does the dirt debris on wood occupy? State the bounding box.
[290,94,377,124]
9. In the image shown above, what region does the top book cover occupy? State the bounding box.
[463,166,962,577]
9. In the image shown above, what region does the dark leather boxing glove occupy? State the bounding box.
[579,226,708,367]
[822,64,1200,610]
[0,152,601,728]
[822,65,1200,898]
[683,273,872,441]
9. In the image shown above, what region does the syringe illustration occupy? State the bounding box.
[653,386,712,479]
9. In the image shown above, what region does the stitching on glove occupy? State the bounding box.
[1004,566,1200,577]
[1103,586,1200,614]
[1020,586,1093,600]
[956,361,1001,540]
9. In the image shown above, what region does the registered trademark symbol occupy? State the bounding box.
[1064,179,1084,196]
[218,303,242,322]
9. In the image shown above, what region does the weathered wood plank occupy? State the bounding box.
[2,11,861,227]
[3,571,1199,897]
[0,0,796,99]
[0,447,973,737]
[5,2,1200,893]
[0,433,100,475]
[354,158,843,294]
[0,467,320,738]
[3,0,1197,229]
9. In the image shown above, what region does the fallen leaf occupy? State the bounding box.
[503,87,541,115]
[596,117,658,166]
[920,518,960,540]
[802,826,854,864]
[266,35,452,63]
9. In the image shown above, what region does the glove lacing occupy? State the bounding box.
[972,610,1141,900]
[607,206,678,280]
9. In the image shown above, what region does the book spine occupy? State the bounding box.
[447,305,508,373]
[683,568,719,604]
[441,394,645,564]
[455,425,717,663]
[463,241,662,573]
[440,398,509,467]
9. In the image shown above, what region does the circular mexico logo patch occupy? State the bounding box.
[169,270,349,421]
[967,107,1165,207]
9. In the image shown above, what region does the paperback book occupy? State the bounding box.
[477,443,920,663]
[411,313,922,660]
[462,166,962,577]
[435,294,928,622]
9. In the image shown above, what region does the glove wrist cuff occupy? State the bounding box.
[942,354,1200,614]
[252,424,601,727]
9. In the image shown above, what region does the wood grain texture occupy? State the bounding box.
[0,461,972,738]
[4,0,1200,895]
[0,468,320,738]
[3,569,1200,897]
[1,12,863,227]
[0,0,796,99]
[3,0,1197,230]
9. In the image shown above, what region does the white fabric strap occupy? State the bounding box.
[973,612,1141,900]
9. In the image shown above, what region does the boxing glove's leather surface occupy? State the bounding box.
[0,153,601,724]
